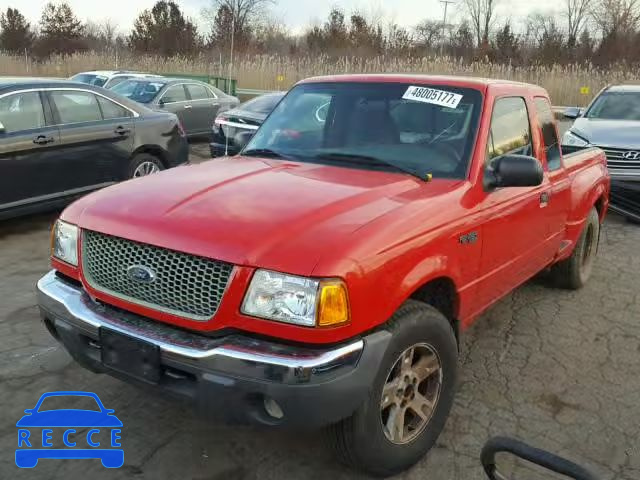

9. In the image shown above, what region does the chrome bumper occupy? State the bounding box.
[36,270,364,385]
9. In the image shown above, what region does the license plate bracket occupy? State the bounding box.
[100,328,161,384]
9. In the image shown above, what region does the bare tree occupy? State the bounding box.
[591,0,640,35]
[564,0,590,46]
[462,0,499,47]
[415,19,443,50]
[203,0,275,36]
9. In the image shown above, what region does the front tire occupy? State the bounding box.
[128,153,164,179]
[326,301,458,477]
[549,207,600,289]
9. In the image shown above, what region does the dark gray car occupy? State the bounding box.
[112,78,239,137]
[0,78,188,219]
[562,85,640,222]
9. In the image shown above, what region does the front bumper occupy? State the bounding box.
[37,271,390,427]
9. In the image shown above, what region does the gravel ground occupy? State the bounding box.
[1,135,638,480]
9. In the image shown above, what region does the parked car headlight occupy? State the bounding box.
[562,131,590,147]
[242,269,349,327]
[52,220,79,266]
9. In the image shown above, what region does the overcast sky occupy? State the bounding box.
[12,0,561,34]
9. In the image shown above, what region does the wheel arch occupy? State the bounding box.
[131,145,169,168]
[407,275,461,344]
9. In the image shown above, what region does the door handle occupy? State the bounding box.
[540,191,551,205]
[184,105,193,109]
[114,126,131,135]
[33,135,54,145]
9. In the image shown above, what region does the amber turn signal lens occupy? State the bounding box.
[317,281,350,327]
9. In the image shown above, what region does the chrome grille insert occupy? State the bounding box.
[82,230,233,321]
[599,147,640,171]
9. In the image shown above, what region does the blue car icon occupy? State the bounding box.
[16,391,123,468]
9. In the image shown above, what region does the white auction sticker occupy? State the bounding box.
[402,86,463,108]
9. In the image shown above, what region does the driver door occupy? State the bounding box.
[475,96,552,311]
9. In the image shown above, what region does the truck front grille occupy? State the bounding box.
[599,147,640,172]
[82,230,233,321]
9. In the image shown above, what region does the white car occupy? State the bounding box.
[69,71,163,89]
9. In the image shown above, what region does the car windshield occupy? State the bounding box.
[242,93,285,114]
[37,395,101,412]
[112,80,166,103]
[71,73,108,87]
[586,91,640,121]
[244,82,482,180]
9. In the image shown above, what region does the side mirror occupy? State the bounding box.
[484,154,543,191]
[24,409,33,414]
[235,130,255,151]
[563,106,583,119]
[0,121,5,133]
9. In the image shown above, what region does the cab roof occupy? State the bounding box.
[299,74,546,94]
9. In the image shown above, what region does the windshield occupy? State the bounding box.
[586,91,640,121]
[244,82,482,179]
[112,80,166,103]
[71,73,108,87]
[242,93,285,114]
[37,395,101,412]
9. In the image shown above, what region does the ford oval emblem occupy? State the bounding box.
[127,265,156,284]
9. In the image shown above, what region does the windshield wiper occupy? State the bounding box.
[314,152,426,181]
[242,148,296,160]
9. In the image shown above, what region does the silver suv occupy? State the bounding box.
[562,85,640,222]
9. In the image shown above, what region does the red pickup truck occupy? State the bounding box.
[38,75,609,476]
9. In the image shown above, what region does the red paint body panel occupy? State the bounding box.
[56,75,610,344]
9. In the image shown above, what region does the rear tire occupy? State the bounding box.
[549,207,600,289]
[326,301,458,477]
[128,153,164,179]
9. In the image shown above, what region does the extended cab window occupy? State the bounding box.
[245,83,482,180]
[487,97,532,162]
[51,91,102,124]
[534,97,562,170]
[0,92,45,133]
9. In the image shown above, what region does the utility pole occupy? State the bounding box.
[439,0,456,56]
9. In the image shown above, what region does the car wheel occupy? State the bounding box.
[549,207,600,289]
[128,153,164,179]
[326,300,458,477]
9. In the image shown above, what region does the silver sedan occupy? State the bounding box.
[112,78,240,137]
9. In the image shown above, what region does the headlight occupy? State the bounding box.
[562,131,589,147]
[52,220,79,266]
[242,269,350,327]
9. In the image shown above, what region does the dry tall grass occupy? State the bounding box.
[3,51,639,105]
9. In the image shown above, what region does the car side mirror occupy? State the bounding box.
[563,106,583,119]
[24,409,33,414]
[235,131,255,151]
[484,154,543,191]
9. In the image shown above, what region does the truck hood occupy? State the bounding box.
[570,118,640,149]
[63,157,458,275]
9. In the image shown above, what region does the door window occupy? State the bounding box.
[51,91,102,124]
[161,85,187,104]
[186,84,210,100]
[0,92,45,132]
[487,97,532,163]
[534,97,562,170]
[97,96,131,120]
